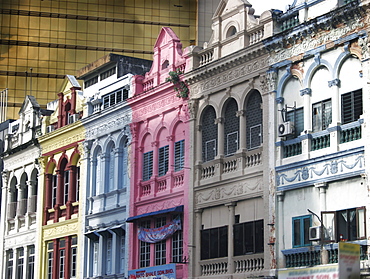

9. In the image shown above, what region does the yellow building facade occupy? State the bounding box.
[37,75,85,279]
[0,0,197,120]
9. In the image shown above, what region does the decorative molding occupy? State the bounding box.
[276,150,364,191]
[328,79,340,88]
[43,222,79,240]
[269,20,364,64]
[300,88,312,96]
[136,198,183,215]
[86,113,131,139]
[132,95,180,120]
[189,57,269,95]
[195,177,263,205]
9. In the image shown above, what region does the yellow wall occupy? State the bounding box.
[0,0,197,119]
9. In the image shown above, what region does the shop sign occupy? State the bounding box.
[128,263,176,279]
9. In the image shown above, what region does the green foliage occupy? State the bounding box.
[165,69,189,98]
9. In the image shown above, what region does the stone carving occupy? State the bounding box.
[187,99,199,119]
[276,151,364,190]
[136,198,184,215]
[86,113,131,139]
[43,222,79,239]
[270,20,364,64]
[190,57,269,95]
[195,177,263,205]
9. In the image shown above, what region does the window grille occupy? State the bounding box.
[226,131,239,155]
[27,246,35,279]
[85,76,98,88]
[202,107,217,162]
[103,88,129,109]
[63,170,69,205]
[286,107,304,139]
[100,67,116,81]
[140,221,151,268]
[224,99,239,156]
[70,237,77,278]
[16,248,24,279]
[246,91,263,150]
[155,217,167,265]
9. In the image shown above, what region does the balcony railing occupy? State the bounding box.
[284,245,368,268]
[283,141,302,158]
[7,202,17,219]
[200,254,264,276]
[340,122,362,143]
[199,148,262,182]
[280,121,363,159]
[311,132,330,151]
[28,195,37,212]
[139,170,185,199]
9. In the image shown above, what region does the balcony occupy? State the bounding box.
[138,170,185,200]
[283,244,368,268]
[279,121,363,160]
[196,148,262,186]
[199,254,264,277]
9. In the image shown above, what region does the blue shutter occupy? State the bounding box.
[174,140,185,171]
[158,146,169,176]
[143,151,153,181]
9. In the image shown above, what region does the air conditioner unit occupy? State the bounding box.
[47,125,55,133]
[309,226,322,241]
[278,121,295,137]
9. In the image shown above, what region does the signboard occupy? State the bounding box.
[129,263,176,279]
[339,242,360,279]
[279,264,339,279]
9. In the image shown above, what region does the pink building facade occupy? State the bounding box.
[127,27,190,279]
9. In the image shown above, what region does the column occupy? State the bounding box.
[16,183,25,216]
[194,209,203,277]
[225,202,236,274]
[300,88,312,132]
[314,182,328,264]
[276,191,285,269]
[238,110,246,151]
[216,117,224,158]
[328,79,341,126]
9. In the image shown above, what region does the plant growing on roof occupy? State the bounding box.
[166,69,189,98]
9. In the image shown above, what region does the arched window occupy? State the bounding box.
[224,99,239,156]
[226,26,237,38]
[30,169,38,212]
[202,106,217,162]
[246,90,263,150]
[118,137,128,189]
[59,158,69,205]
[92,147,102,196]
[8,177,18,219]
[106,143,115,192]
[19,173,28,216]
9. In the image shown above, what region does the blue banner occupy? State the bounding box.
[138,216,181,243]
[129,263,176,279]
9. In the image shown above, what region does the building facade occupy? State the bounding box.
[80,54,151,279]
[264,0,370,277]
[37,75,85,279]
[0,96,46,279]
[127,27,190,279]
[185,0,278,277]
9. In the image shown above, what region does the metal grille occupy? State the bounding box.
[224,99,239,155]
[246,91,263,150]
[202,106,217,162]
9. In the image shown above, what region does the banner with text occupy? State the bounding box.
[128,263,176,279]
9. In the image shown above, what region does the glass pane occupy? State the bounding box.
[233,223,243,256]
[357,208,365,239]
[293,219,301,246]
[255,220,264,253]
[219,226,228,258]
[322,212,336,241]
[201,230,210,260]
[303,217,311,245]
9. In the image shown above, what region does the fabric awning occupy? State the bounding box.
[126,205,183,222]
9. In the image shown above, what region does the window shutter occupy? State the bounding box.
[158,146,169,176]
[174,140,185,171]
[143,151,153,181]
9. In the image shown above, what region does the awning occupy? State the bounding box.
[126,205,183,222]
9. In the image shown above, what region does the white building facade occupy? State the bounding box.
[264,0,370,276]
